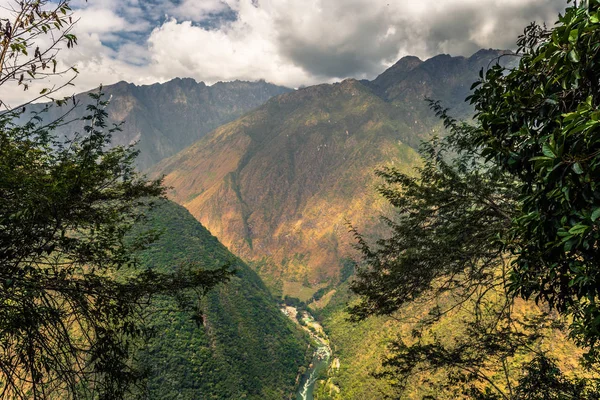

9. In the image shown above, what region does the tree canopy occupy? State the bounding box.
[350,0,600,396]
[467,0,600,358]
[0,1,232,398]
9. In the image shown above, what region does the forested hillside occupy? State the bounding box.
[5,1,600,400]
[131,200,309,399]
[311,284,590,399]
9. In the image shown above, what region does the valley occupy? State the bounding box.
[140,48,525,399]
[4,1,599,399]
[153,50,513,296]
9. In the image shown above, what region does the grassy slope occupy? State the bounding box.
[132,200,309,399]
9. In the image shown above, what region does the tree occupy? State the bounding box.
[466,0,600,360]
[349,122,553,398]
[349,0,600,396]
[0,1,232,398]
[350,104,599,400]
[0,88,231,400]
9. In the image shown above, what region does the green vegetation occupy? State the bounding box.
[0,3,303,398]
[0,87,228,398]
[132,200,309,399]
[6,1,600,398]
[153,56,502,288]
[466,1,600,358]
[344,1,600,398]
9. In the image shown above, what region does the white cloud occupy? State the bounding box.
[1,0,568,106]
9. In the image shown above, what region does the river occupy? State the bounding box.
[281,306,333,400]
[296,334,331,400]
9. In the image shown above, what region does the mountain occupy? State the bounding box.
[131,200,308,399]
[369,49,513,106]
[151,50,510,296]
[152,78,422,291]
[22,78,291,170]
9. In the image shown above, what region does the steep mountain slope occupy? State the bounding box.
[132,200,308,399]
[152,78,422,289]
[152,50,509,294]
[23,79,291,170]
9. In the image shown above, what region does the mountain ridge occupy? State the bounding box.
[22,78,292,170]
[132,200,308,399]
[151,49,511,294]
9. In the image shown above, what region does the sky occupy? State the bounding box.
[2,0,568,106]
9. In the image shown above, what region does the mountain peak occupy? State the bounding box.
[169,77,201,86]
[469,48,513,61]
[389,55,423,73]
[370,55,423,92]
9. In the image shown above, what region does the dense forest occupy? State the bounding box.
[131,200,308,399]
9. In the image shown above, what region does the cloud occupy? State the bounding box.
[168,0,233,21]
[268,0,566,79]
[1,0,568,106]
[145,0,566,85]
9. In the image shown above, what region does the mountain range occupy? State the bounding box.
[151,49,513,295]
[22,79,290,170]
[33,48,518,399]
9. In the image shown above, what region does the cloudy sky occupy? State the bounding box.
[2,0,568,106]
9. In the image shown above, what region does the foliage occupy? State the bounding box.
[511,356,600,400]
[131,200,309,400]
[348,1,600,397]
[0,93,230,399]
[464,0,600,359]
[0,0,79,110]
[0,1,304,398]
[349,130,517,320]
[347,125,547,397]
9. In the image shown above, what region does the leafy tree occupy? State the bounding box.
[350,0,600,396]
[0,1,232,398]
[0,0,79,110]
[349,123,544,398]
[0,91,231,399]
[465,0,600,359]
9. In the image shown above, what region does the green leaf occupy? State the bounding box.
[572,162,583,174]
[542,143,557,158]
[530,156,554,161]
[592,208,600,222]
[568,29,579,44]
[564,239,576,252]
[568,49,580,63]
[568,224,589,235]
